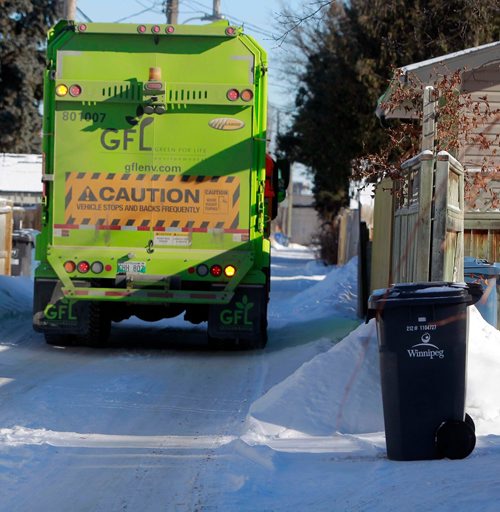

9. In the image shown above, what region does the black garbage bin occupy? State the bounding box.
[368,282,481,461]
[11,229,35,276]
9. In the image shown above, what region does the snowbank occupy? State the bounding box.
[249,304,500,439]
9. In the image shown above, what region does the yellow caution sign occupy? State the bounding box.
[61,172,241,231]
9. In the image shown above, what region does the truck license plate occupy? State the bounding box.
[118,261,146,273]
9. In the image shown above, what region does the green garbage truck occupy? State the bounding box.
[33,20,287,349]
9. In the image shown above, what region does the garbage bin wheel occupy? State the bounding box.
[436,419,476,460]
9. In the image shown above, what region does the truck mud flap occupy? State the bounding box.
[208,285,266,341]
[33,278,90,334]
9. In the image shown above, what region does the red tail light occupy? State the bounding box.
[227,89,239,101]
[210,264,223,277]
[225,27,236,36]
[166,25,175,34]
[69,84,82,97]
[137,25,147,33]
[152,25,161,33]
[77,261,90,274]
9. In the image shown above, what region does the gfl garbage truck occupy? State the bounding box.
[33,20,288,349]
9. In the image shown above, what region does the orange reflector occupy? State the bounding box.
[224,265,236,278]
[64,260,76,273]
[55,84,68,97]
[241,89,253,102]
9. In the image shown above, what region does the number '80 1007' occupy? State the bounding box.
[61,111,106,122]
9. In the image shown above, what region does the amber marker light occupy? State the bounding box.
[241,89,253,102]
[55,84,68,97]
[224,265,236,278]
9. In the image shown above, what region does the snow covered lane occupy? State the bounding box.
[0,245,359,511]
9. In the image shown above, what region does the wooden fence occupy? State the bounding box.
[371,151,465,290]
[0,201,13,276]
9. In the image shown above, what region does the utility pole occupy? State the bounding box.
[166,0,179,24]
[63,0,76,20]
[213,0,222,19]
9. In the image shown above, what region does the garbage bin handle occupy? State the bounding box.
[467,282,483,306]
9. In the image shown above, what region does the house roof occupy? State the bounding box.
[0,154,42,193]
[376,40,500,119]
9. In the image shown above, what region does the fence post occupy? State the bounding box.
[422,86,436,152]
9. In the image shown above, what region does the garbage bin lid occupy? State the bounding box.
[464,257,500,276]
[368,281,479,310]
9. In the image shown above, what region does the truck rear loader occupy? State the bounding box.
[33,20,287,349]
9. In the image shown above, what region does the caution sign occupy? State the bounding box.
[60,172,242,232]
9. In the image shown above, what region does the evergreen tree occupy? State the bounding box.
[0,0,62,154]
[279,0,500,223]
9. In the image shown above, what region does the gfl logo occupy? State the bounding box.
[100,117,153,151]
[220,295,254,326]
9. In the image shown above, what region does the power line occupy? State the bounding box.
[76,7,93,22]
[113,5,159,23]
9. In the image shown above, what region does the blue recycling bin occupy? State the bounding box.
[464,257,500,328]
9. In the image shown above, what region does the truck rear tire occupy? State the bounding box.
[76,302,111,347]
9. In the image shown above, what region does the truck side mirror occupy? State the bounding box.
[274,159,290,203]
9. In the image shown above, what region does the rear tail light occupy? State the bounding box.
[55,84,68,97]
[104,264,113,272]
[224,265,237,278]
[137,25,147,33]
[64,260,76,273]
[91,261,104,274]
[151,25,161,33]
[78,24,87,32]
[225,27,236,36]
[77,261,90,274]
[166,25,175,34]
[240,89,253,102]
[210,264,223,277]
[69,84,82,97]
[226,89,239,101]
